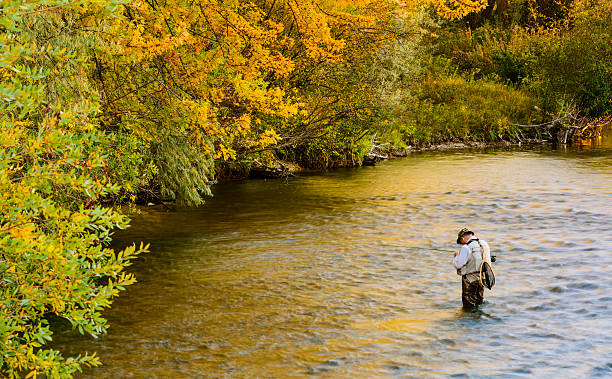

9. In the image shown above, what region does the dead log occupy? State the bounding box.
[362,152,389,166]
[516,113,608,145]
[362,133,390,166]
[249,160,297,179]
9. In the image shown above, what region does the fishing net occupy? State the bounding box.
[479,261,495,290]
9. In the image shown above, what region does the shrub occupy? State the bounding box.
[406,73,537,144]
[527,1,612,117]
[1,2,147,377]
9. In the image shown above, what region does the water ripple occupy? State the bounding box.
[50,147,612,378]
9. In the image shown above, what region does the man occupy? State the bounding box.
[453,228,491,308]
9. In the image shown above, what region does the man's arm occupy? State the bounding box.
[452,245,470,269]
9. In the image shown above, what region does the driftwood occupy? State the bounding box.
[574,116,611,140]
[363,134,389,166]
[249,159,296,179]
[514,107,609,144]
[362,152,389,166]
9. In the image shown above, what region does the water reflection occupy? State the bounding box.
[52,143,612,378]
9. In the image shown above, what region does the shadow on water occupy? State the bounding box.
[50,143,612,378]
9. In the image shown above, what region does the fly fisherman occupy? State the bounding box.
[453,228,491,308]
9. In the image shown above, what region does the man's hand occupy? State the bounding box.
[454,251,459,257]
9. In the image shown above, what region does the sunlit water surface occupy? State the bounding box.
[53,141,612,378]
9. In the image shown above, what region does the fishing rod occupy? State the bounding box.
[422,246,497,262]
[428,247,454,253]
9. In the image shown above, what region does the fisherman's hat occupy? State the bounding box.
[456,228,474,244]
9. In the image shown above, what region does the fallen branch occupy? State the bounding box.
[514,107,608,144]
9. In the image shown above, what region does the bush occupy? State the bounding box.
[430,26,537,86]
[406,73,537,144]
[430,2,612,119]
[0,128,149,378]
[280,120,375,169]
[527,2,612,117]
[1,2,147,377]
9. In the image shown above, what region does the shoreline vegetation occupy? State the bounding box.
[215,136,604,183]
[215,119,610,182]
[1,0,611,377]
[217,139,542,181]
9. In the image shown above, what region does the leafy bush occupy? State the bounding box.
[527,1,612,117]
[430,26,537,85]
[1,2,147,377]
[0,128,148,378]
[429,1,612,119]
[406,72,537,144]
[281,120,375,169]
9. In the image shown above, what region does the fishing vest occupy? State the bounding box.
[460,239,484,276]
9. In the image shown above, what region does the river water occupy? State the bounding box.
[53,141,612,378]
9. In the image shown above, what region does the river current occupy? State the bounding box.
[53,141,612,378]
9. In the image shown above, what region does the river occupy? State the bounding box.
[52,140,612,378]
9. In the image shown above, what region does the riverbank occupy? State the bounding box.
[143,133,606,205]
[212,139,550,182]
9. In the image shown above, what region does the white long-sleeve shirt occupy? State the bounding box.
[453,237,491,269]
